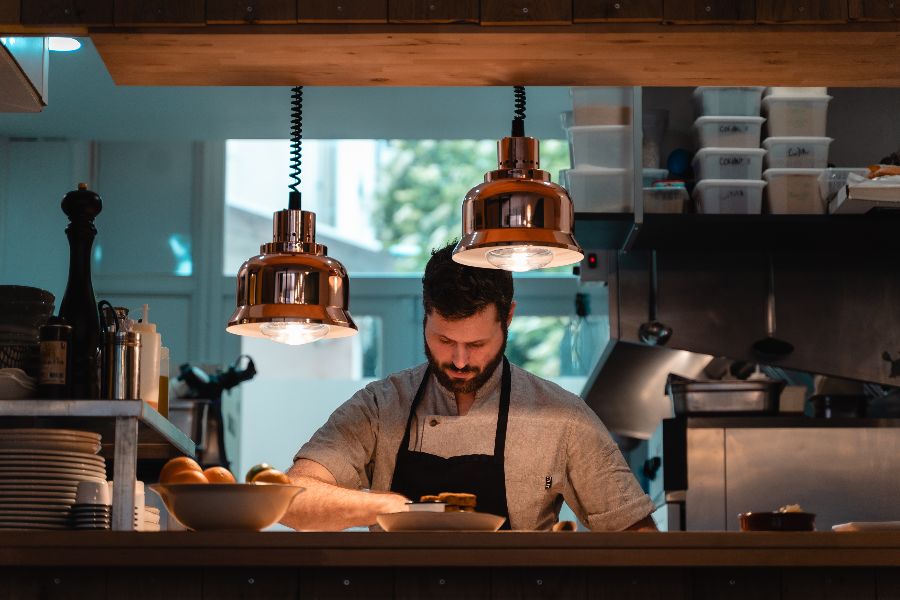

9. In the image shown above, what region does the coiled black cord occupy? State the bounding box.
[512,85,526,137]
[289,86,302,209]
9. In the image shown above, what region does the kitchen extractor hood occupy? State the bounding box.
[581,340,713,440]
[0,37,48,112]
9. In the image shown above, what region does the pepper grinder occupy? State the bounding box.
[58,183,103,399]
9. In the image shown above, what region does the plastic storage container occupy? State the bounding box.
[643,186,689,214]
[693,179,766,214]
[818,167,869,202]
[762,137,833,169]
[569,87,633,125]
[693,116,765,149]
[642,168,669,187]
[761,95,832,137]
[692,87,765,118]
[692,148,766,180]
[565,167,634,212]
[567,125,633,169]
[764,87,828,97]
[763,168,826,214]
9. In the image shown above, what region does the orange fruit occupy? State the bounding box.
[251,469,291,485]
[203,466,236,483]
[168,470,209,484]
[245,463,274,482]
[159,456,203,484]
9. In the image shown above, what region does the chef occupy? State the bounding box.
[280,242,657,532]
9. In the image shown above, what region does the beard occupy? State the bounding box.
[424,333,507,396]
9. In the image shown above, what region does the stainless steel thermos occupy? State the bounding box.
[98,301,141,400]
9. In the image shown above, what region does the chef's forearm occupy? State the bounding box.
[279,474,407,531]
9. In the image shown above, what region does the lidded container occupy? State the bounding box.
[692,148,766,181]
[568,87,633,126]
[38,316,72,399]
[693,180,766,214]
[564,167,633,212]
[762,137,832,169]
[692,87,765,118]
[567,125,633,169]
[693,116,765,149]
[132,304,160,410]
[762,95,832,137]
[763,168,827,214]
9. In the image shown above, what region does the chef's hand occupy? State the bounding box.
[370,490,411,514]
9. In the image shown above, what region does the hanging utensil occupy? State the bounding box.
[752,253,794,357]
[638,251,672,346]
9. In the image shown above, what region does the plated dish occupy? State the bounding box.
[376,511,506,532]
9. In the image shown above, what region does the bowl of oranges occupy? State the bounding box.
[149,458,304,531]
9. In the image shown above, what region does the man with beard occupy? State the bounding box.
[281,242,657,532]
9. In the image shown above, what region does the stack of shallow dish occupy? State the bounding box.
[761,87,832,214]
[0,286,55,377]
[690,87,767,214]
[0,429,106,530]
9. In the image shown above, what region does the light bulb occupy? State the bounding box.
[260,322,329,345]
[49,38,81,52]
[486,247,554,272]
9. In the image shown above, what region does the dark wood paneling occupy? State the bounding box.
[692,568,781,600]
[664,0,756,22]
[849,0,900,20]
[590,568,688,599]
[395,568,491,600]
[203,568,298,600]
[107,568,202,600]
[0,0,21,23]
[4,567,107,600]
[878,569,900,599]
[756,0,848,22]
[207,0,297,23]
[492,568,587,600]
[388,0,478,23]
[300,568,393,600]
[480,0,572,24]
[783,568,877,600]
[574,0,662,22]
[21,0,114,25]
[297,0,387,22]
[113,0,205,25]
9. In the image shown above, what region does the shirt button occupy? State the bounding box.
[429,419,438,427]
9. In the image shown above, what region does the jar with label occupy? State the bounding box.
[38,316,73,398]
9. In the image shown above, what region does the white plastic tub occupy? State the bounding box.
[764,87,828,97]
[567,125,633,169]
[643,186,689,214]
[763,168,826,214]
[693,180,766,214]
[817,167,869,201]
[692,87,765,118]
[693,116,765,149]
[762,95,832,137]
[565,167,634,212]
[762,137,833,169]
[692,148,766,180]
[569,87,633,125]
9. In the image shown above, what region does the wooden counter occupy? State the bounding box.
[2,532,900,599]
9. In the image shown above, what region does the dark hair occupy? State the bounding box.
[422,241,514,325]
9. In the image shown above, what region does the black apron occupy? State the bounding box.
[389,357,512,530]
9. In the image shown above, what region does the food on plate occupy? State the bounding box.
[204,466,236,483]
[168,470,209,484]
[419,492,477,513]
[159,456,204,484]
[245,463,275,483]
[867,164,900,178]
[251,469,292,485]
[778,504,804,513]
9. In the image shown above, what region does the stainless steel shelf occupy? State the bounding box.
[0,399,196,531]
[0,400,195,458]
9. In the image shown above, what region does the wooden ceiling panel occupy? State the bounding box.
[89,25,900,87]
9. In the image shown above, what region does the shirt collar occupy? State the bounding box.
[431,357,504,412]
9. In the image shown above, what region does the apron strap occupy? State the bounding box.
[492,357,511,463]
[399,365,432,453]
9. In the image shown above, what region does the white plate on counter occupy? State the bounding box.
[833,522,900,532]
[376,511,506,532]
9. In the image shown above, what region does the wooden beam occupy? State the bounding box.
[88,23,900,87]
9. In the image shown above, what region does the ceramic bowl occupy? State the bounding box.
[150,483,304,532]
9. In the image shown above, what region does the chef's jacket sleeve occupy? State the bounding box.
[293,385,380,490]
[561,403,656,531]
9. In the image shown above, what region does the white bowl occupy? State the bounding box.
[150,483,304,532]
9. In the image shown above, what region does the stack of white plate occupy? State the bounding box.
[0,429,105,530]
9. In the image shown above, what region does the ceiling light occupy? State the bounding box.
[49,38,81,52]
[226,87,358,345]
[452,86,583,272]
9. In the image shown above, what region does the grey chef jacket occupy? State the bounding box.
[294,361,656,531]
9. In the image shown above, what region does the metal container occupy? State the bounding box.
[101,331,141,400]
[667,375,786,416]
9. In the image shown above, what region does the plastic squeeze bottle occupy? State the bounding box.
[132,304,161,410]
